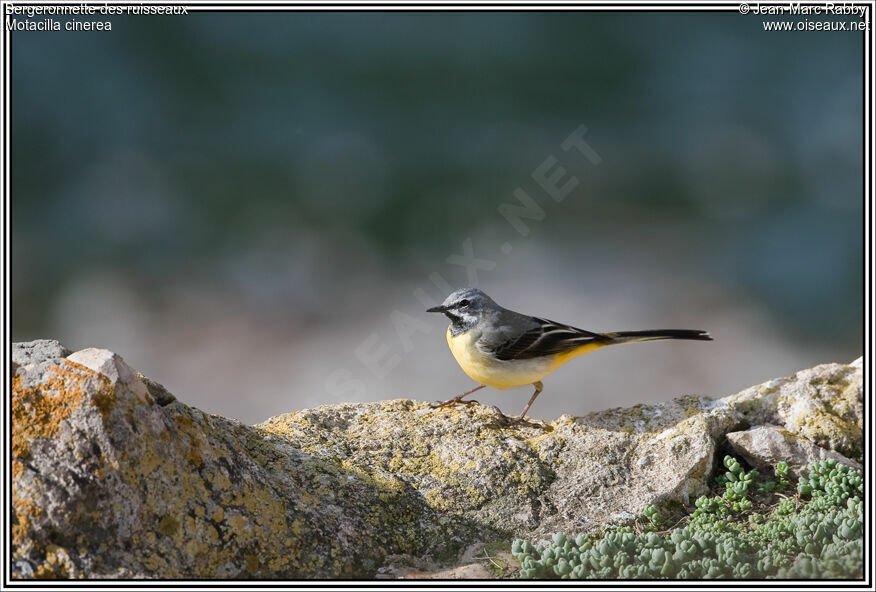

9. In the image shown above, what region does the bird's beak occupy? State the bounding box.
[426,305,447,313]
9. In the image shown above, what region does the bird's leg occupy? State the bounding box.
[506,381,544,425]
[430,384,486,409]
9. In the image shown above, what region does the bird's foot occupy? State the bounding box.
[499,413,540,428]
[503,414,524,425]
[430,398,480,409]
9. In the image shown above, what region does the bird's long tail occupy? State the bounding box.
[602,329,712,344]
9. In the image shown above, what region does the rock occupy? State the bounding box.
[404,563,495,579]
[11,342,483,579]
[137,373,176,406]
[258,392,740,545]
[726,424,862,478]
[378,543,517,579]
[11,340,863,579]
[12,340,71,387]
[67,348,151,402]
[726,359,863,460]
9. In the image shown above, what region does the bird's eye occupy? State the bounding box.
[458,299,470,308]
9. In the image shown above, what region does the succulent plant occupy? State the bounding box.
[512,458,862,580]
[643,504,663,531]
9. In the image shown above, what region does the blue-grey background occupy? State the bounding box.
[12,12,863,424]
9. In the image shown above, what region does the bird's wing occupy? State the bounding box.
[481,316,613,361]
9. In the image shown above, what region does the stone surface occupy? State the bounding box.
[726,357,863,460]
[726,424,862,478]
[377,543,518,579]
[67,348,151,402]
[12,343,478,579]
[11,340,71,387]
[11,340,863,579]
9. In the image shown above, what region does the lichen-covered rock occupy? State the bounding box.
[726,358,863,460]
[259,393,740,541]
[726,424,862,478]
[12,339,71,385]
[12,342,479,579]
[11,340,862,579]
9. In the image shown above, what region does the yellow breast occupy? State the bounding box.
[447,327,553,389]
[446,326,603,389]
[446,327,490,380]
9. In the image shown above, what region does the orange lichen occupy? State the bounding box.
[11,362,116,554]
[12,362,115,463]
[32,545,74,579]
[62,359,118,418]
[11,489,45,550]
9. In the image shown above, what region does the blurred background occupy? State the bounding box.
[12,11,863,424]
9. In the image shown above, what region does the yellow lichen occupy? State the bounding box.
[33,545,74,579]
[226,513,247,533]
[143,553,163,572]
[211,470,232,491]
[158,515,180,537]
[246,554,260,574]
[185,539,207,559]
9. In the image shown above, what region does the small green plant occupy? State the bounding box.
[643,504,663,531]
[511,458,862,579]
[756,460,790,494]
[712,454,758,512]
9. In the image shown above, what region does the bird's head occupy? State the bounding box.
[426,288,497,330]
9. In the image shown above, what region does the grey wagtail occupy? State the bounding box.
[427,288,712,424]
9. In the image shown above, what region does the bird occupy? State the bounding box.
[426,288,712,424]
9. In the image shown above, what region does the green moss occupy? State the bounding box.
[512,458,863,579]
